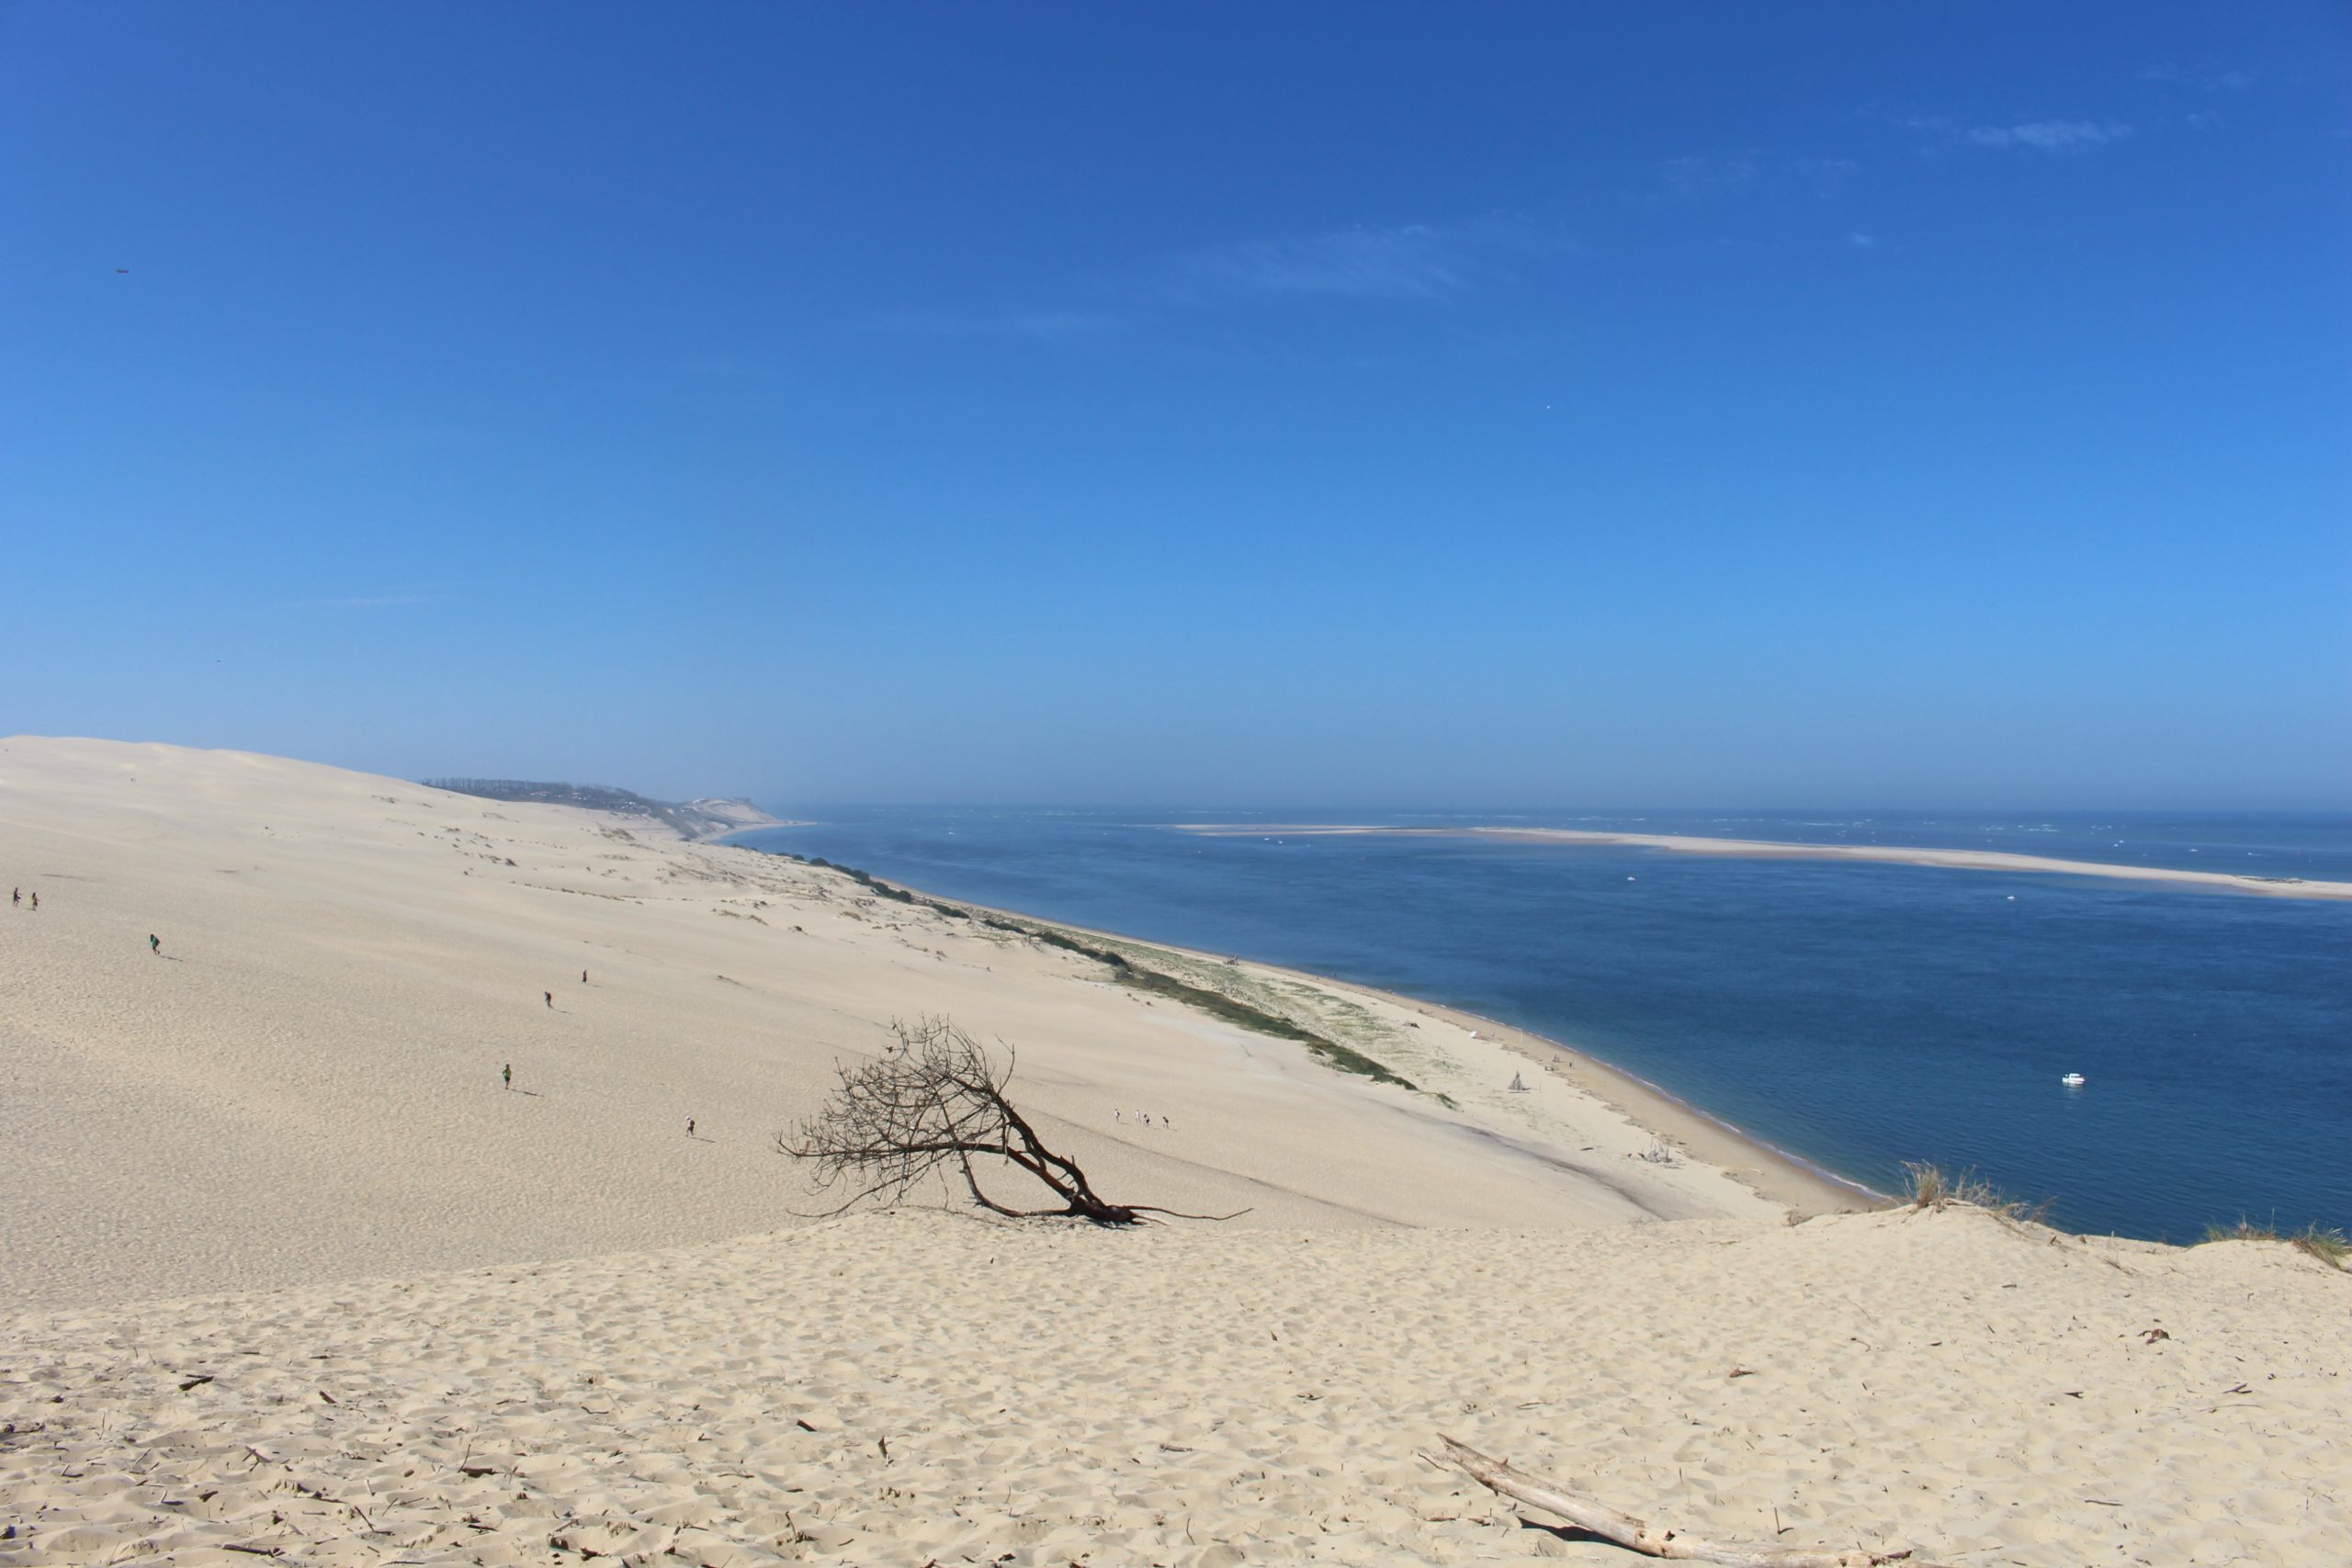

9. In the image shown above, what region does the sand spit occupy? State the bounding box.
[4,1207,2346,1566]
[2,737,1824,1313]
[1172,824,2352,900]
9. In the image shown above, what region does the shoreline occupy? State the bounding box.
[1171,822,2352,899]
[1357,984,1886,1210]
[723,830,1874,1218]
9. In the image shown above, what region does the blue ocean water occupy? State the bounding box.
[732,810,2352,1242]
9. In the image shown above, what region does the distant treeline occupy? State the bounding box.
[421,778,752,840]
[424,779,669,815]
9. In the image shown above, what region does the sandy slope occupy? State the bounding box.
[2,1208,2344,1566]
[4,739,2343,1567]
[1,737,1811,1312]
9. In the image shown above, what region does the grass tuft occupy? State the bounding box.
[2297,1228,2351,1269]
[1898,1161,2050,1224]
[2199,1217,2349,1269]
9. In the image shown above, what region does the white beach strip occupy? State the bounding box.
[1172,822,2352,899]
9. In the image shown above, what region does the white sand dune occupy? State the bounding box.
[3,1209,2344,1566]
[1,738,1819,1311]
[4,738,2345,1566]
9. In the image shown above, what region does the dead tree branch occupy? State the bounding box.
[1431,1437,1956,1568]
[779,1015,1245,1225]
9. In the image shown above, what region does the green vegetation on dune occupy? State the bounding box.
[2198,1218,2348,1269]
[1898,1161,2051,1224]
[792,856,958,911]
[424,777,774,840]
[769,852,1417,1092]
[1013,921,1417,1090]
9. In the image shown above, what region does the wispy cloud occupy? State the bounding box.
[1657,152,1763,202]
[872,309,1123,342]
[1791,156,1861,196]
[1163,219,1544,304]
[1965,119,2133,152]
[328,424,464,448]
[1653,152,1859,206]
[1904,115,2135,153]
[2138,66,2256,92]
[294,592,449,610]
[876,215,1567,349]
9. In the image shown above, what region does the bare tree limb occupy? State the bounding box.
[779,1015,1249,1225]
[1430,1437,1956,1568]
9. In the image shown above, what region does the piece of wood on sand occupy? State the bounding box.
[1430,1436,1957,1568]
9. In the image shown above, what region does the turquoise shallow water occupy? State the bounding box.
[735,810,2351,1241]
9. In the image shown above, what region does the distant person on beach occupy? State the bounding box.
[544,990,553,1009]
[685,1117,695,1137]
[503,1063,513,1090]
[582,969,588,983]
[149,934,160,954]
[28,893,36,911]
[10,887,17,906]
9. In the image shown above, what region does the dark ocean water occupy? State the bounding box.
[732,810,2352,1242]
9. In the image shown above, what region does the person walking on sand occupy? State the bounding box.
[544,990,553,1009]
[503,1062,513,1090]
[685,1116,695,1137]
[28,892,36,911]
[149,933,160,955]
[11,887,18,906]
[582,969,588,984]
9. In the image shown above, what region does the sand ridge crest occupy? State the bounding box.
[2,1206,2345,1565]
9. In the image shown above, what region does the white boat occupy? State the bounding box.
[2061,1072,2086,1087]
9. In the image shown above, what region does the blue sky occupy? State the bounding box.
[6,3,2347,807]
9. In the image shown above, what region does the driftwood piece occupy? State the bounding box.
[1433,1437,1956,1568]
